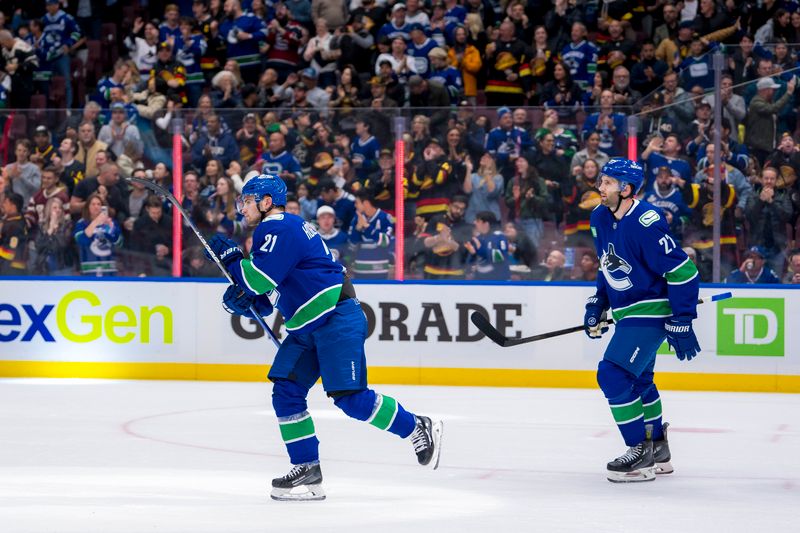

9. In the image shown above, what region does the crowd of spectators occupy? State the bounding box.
[1,0,800,285]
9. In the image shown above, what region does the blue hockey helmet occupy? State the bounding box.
[238,173,288,213]
[600,158,644,194]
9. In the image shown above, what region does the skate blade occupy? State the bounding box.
[270,483,326,501]
[607,466,656,483]
[429,420,444,470]
[656,461,674,475]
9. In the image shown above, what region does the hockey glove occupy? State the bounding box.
[222,284,254,316]
[222,285,274,319]
[665,316,701,361]
[584,295,609,339]
[206,235,243,267]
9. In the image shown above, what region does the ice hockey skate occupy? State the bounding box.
[606,438,656,483]
[271,462,326,501]
[653,422,674,475]
[409,416,444,470]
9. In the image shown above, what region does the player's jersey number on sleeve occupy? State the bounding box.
[659,235,676,255]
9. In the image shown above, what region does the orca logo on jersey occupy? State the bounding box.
[600,243,633,291]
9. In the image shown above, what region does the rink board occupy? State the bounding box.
[0,279,798,392]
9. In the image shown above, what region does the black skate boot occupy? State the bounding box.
[409,415,444,470]
[271,462,326,501]
[653,422,674,475]
[606,426,656,483]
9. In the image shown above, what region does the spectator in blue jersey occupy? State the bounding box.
[191,113,239,170]
[679,39,715,91]
[725,246,780,284]
[643,166,692,241]
[349,189,394,279]
[377,3,412,42]
[175,16,208,107]
[351,119,381,183]
[73,193,122,276]
[92,59,131,109]
[219,0,267,84]
[427,47,463,104]
[315,204,349,265]
[560,22,598,91]
[318,179,356,230]
[159,4,181,43]
[581,90,626,157]
[486,107,535,179]
[43,0,83,108]
[641,133,692,187]
[464,211,510,281]
[407,24,436,77]
[260,131,302,192]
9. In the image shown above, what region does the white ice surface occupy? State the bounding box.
[0,379,797,533]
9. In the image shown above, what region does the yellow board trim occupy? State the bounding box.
[0,361,798,393]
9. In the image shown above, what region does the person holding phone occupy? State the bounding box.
[73,193,122,276]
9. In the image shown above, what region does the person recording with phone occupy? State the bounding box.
[73,193,122,276]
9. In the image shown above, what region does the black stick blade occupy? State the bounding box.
[470,312,509,347]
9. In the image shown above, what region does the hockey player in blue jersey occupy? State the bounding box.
[585,158,700,483]
[205,174,443,501]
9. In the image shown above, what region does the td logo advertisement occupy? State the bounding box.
[717,298,784,357]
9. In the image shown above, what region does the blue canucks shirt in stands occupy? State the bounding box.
[348,209,394,278]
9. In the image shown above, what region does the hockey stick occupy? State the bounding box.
[127,177,281,349]
[471,292,733,348]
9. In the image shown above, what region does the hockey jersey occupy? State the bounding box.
[260,151,302,191]
[470,230,510,280]
[427,65,463,103]
[351,135,381,182]
[560,40,598,89]
[175,33,208,86]
[409,37,438,76]
[486,126,534,167]
[590,200,699,327]
[230,212,347,334]
[42,9,81,61]
[219,12,267,68]
[348,209,394,278]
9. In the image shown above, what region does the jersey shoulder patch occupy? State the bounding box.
[638,209,660,227]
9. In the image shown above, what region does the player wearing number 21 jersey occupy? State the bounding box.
[205,174,443,501]
[584,159,700,483]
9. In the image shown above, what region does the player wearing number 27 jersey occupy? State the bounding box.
[585,158,700,483]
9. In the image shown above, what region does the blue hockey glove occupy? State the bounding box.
[221,285,274,319]
[205,235,243,267]
[584,295,609,339]
[665,316,701,361]
[222,284,254,316]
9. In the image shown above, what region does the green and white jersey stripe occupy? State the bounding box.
[284,284,342,332]
[240,259,278,294]
[610,398,644,425]
[643,398,663,423]
[664,257,699,285]
[611,298,673,322]
[278,411,316,444]
[367,393,399,431]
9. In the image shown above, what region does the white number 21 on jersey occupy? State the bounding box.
[659,235,676,255]
[260,234,278,253]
